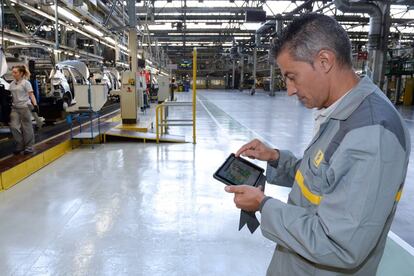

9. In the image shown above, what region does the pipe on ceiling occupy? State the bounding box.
[334,0,382,50]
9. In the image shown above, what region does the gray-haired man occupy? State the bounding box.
[225,13,410,275]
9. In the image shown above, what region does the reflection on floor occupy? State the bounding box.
[0,90,412,275]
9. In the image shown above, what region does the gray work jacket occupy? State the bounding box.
[261,77,410,276]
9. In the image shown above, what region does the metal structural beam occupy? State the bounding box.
[4,0,29,34]
[149,29,255,34]
[138,14,414,25]
[151,36,241,41]
[136,7,264,14]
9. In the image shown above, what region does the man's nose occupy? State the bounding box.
[286,83,297,96]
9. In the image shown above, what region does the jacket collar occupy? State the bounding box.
[329,76,376,121]
[304,77,377,151]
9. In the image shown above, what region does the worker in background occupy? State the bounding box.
[169,77,177,101]
[225,14,410,275]
[9,65,39,154]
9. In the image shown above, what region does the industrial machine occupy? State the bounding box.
[108,68,122,91]
[66,83,108,113]
[137,71,148,111]
[0,49,11,126]
[3,45,54,82]
[49,60,90,109]
[157,75,170,102]
[149,77,159,103]
[120,70,138,124]
[4,45,54,104]
[53,61,108,113]
[385,48,414,105]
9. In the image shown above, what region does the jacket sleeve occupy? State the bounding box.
[266,149,302,187]
[260,126,408,269]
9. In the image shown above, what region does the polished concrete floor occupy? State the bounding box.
[0,90,413,275]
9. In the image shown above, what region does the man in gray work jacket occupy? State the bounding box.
[225,14,410,275]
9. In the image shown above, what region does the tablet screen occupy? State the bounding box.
[218,158,261,186]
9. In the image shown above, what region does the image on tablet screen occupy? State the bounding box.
[222,159,260,185]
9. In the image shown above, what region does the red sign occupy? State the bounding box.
[357,52,368,61]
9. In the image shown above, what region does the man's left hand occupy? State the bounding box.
[225,185,265,212]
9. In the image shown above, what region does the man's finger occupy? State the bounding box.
[235,144,253,157]
[224,185,245,194]
[235,140,258,157]
[241,149,259,159]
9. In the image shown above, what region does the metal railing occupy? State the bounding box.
[155,48,197,144]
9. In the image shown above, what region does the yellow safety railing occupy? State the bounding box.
[155,48,197,144]
[193,47,197,143]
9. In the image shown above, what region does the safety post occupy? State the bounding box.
[154,48,197,144]
[155,104,164,144]
[160,106,164,135]
[192,47,197,144]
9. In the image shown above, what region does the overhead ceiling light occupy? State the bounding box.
[119,45,128,52]
[105,37,116,45]
[84,25,104,37]
[1,37,30,46]
[51,5,81,23]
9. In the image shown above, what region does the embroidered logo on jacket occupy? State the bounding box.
[313,150,324,168]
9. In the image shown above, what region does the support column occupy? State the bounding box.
[232,59,236,89]
[114,36,120,66]
[1,0,5,49]
[67,31,77,49]
[60,25,66,46]
[378,2,391,91]
[269,64,275,96]
[239,54,244,92]
[121,0,139,124]
[250,47,257,95]
[54,0,60,62]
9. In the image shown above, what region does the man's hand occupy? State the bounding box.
[225,185,265,212]
[236,139,279,162]
[33,105,39,114]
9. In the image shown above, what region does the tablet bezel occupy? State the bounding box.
[213,153,264,186]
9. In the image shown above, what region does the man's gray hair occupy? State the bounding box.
[270,13,352,67]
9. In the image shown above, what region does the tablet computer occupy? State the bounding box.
[214,153,264,186]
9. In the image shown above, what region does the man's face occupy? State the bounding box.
[276,50,329,109]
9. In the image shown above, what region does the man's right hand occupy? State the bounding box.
[236,139,279,162]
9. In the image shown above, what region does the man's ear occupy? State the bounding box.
[316,50,335,73]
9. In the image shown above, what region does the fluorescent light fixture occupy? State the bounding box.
[145,59,153,65]
[105,37,116,45]
[0,37,29,46]
[119,44,128,51]
[84,25,104,37]
[116,61,129,68]
[52,5,81,23]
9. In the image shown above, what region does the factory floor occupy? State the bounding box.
[0,90,413,275]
